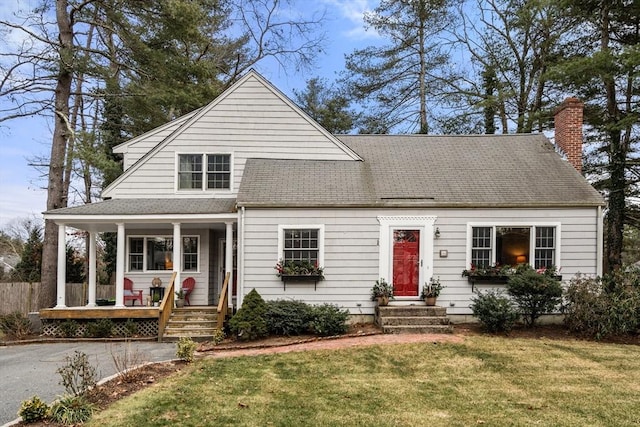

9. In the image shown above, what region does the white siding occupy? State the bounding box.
[241,207,600,316]
[104,75,356,199]
[123,228,211,306]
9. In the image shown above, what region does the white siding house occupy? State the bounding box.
[44,70,603,323]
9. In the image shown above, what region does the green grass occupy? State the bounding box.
[89,336,640,426]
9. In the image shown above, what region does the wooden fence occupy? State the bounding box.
[0,282,115,315]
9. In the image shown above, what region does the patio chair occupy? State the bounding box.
[124,277,143,306]
[181,277,195,306]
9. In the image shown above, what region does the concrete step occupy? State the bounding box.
[377,305,447,317]
[378,316,451,326]
[382,324,454,334]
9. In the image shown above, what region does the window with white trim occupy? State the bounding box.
[470,226,557,268]
[178,154,231,190]
[128,236,199,272]
[283,229,319,264]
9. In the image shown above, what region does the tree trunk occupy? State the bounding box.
[40,0,74,308]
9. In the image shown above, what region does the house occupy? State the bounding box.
[42,70,603,329]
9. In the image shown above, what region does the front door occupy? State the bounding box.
[392,229,420,296]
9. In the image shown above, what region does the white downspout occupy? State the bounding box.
[238,206,245,308]
[597,206,604,277]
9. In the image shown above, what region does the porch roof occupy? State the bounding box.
[237,134,604,208]
[45,197,237,216]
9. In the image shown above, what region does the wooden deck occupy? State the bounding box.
[39,306,160,320]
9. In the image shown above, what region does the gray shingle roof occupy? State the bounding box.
[237,134,603,208]
[46,198,236,216]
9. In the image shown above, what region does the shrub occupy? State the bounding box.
[229,289,268,341]
[0,312,33,339]
[58,320,79,338]
[212,328,226,344]
[48,395,93,425]
[471,289,519,333]
[564,272,640,339]
[85,318,114,337]
[176,337,197,362]
[18,395,49,423]
[57,351,98,396]
[310,304,349,336]
[507,269,562,327]
[122,319,138,337]
[265,299,314,336]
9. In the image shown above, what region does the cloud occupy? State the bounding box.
[320,0,380,40]
[0,183,46,228]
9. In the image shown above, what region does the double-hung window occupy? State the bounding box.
[469,225,558,269]
[278,225,325,266]
[178,154,231,190]
[128,236,199,272]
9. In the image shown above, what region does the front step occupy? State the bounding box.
[162,307,221,342]
[375,304,453,334]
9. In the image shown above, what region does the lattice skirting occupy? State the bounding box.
[42,318,158,337]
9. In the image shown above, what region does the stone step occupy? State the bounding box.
[382,324,454,334]
[378,316,451,326]
[377,305,447,317]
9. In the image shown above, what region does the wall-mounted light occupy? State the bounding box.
[434,227,441,239]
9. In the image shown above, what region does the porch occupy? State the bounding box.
[39,272,232,341]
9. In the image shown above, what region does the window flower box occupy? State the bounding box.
[275,260,324,290]
[463,264,561,291]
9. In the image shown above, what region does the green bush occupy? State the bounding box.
[18,395,49,423]
[471,289,519,333]
[564,271,640,339]
[310,304,349,336]
[122,319,138,337]
[58,320,79,338]
[265,300,314,336]
[229,289,268,341]
[48,395,93,425]
[507,268,562,327]
[85,318,114,337]
[176,337,197,362]
[57,351,98,396]
[0,312,33,339]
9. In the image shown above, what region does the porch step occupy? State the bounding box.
[375,304,453,334]
[162,307,221,342]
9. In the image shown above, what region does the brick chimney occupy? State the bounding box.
[554,97,584,174]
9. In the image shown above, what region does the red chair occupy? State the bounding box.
[181,277,195,306]
[123,277,143,306]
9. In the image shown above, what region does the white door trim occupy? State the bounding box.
[377,216,437,298]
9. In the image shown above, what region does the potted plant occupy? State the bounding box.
[370,278,394,306]
[152,293,160,307]
[421,277,443,306]
[175,289,185,308]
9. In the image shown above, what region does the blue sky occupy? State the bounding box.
[0,0,379,228]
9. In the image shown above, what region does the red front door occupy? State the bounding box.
[392,229,420,296]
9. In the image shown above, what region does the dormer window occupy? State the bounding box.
[178,154,231,190]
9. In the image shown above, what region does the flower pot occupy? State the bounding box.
[425,297,437,306]
[175,298,185,308]
[377,296,390,306]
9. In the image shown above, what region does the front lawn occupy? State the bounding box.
[89,336,640,426]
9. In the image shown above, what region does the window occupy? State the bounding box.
[127,236,199,272]
[178,154,231,190]
[278,225,325,267]
[469,225,557,268]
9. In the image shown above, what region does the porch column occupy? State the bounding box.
[86,231,97,307]
[115,223,125,308]
[225,221,234,310]
[173,223,182,291]
[55,224,67,308]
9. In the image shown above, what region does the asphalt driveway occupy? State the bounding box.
[0,340,176,425]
